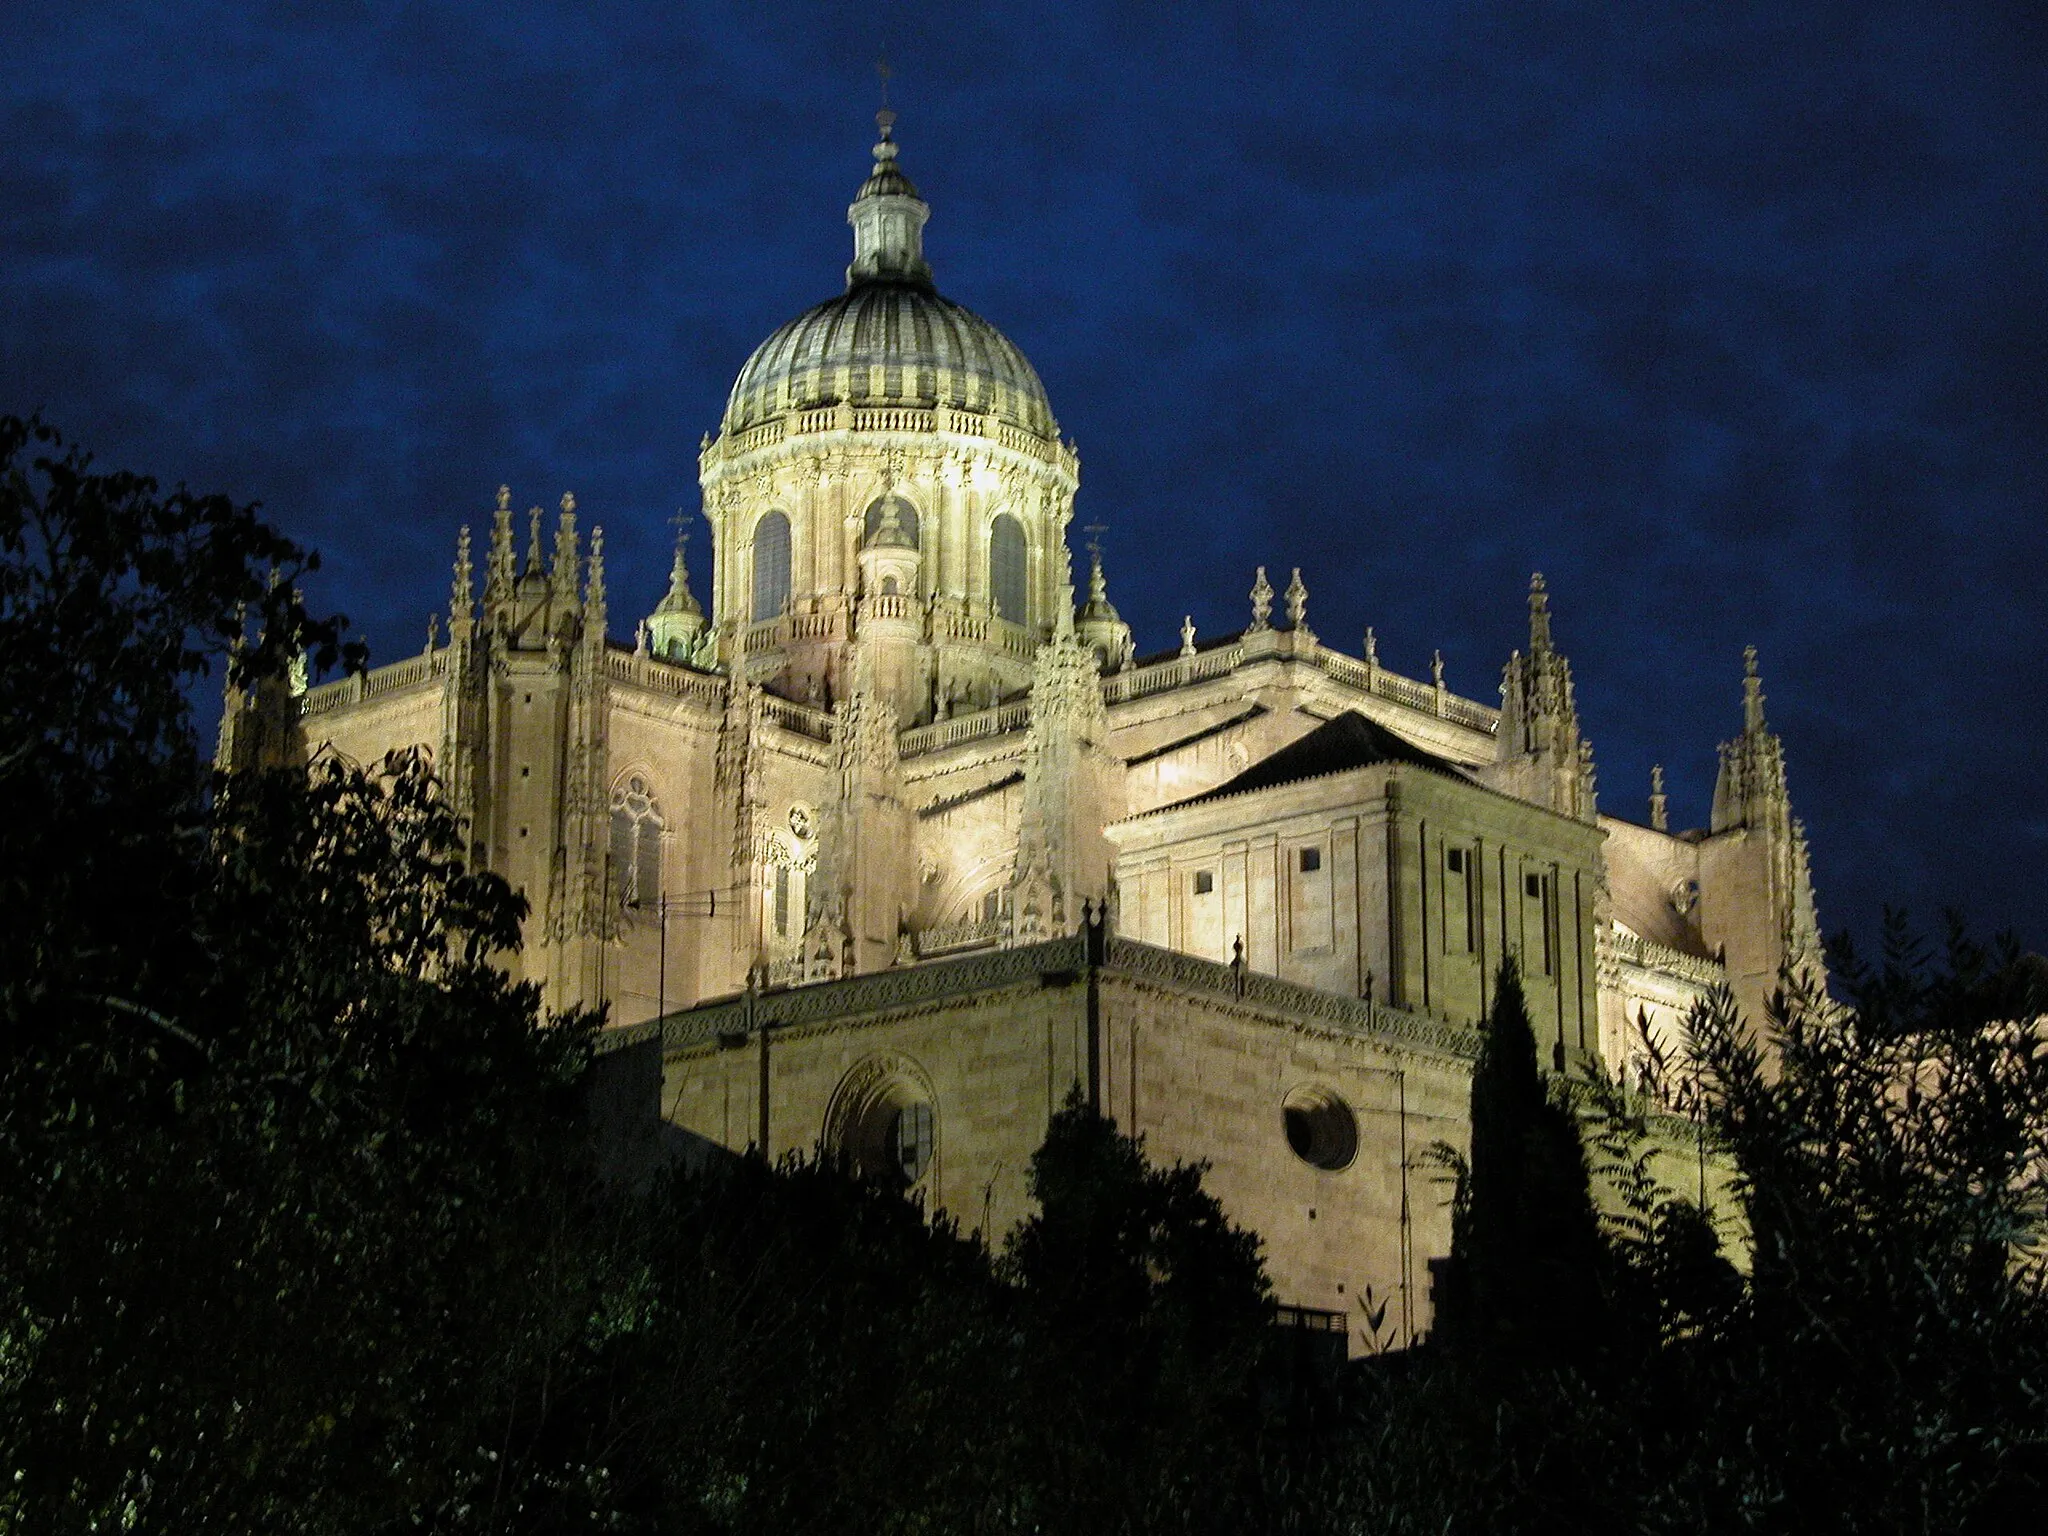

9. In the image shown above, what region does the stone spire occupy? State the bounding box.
[485,487,516,612]
[1708,646,1824,993]
[550,494,580,610]
[448,525,474,641]
[1713,647,1788,836]
[1488,572,1597,820]
[523,502,545,581]
[1011,592,1115,942]
[847,109,932,288]
[646,515,708,663]
[583,526,606,646]
[1649,763,1669,832]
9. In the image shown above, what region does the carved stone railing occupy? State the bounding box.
[914,914,1012,957]
[861,592,917,622]
[706,401,1075,473]
[759,695,835,742]
[661,936,1090,1048]
[742,617,787,654]
[1102,937,1481,1058]
[1601,928,1724,989]
[1100,644,1247,705]
[1096,634,1497,736]
[603,650,726,706]
[898,700,1032,758]
[659,929,1479,1064]
[299,649,447,718]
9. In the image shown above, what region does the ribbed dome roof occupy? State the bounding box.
[723,281,1057,440]
[719,120,1058,443]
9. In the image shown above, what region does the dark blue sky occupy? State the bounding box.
[6,2,2045,948]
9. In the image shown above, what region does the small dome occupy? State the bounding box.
[720,123,1059,443]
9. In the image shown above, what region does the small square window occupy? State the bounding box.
[1193,870,1215,895]
[1446,848,1465,875]
[1525,872,1543,899]
[1299,847,1322,873]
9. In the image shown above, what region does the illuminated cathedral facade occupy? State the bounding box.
[222,116,1821,1349]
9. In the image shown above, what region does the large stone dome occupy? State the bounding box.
[719,117,1058,443]
[722,281,1058,440]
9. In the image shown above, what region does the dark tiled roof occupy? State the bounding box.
[1177,710,1464,807]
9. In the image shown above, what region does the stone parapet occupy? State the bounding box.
[657,932,1480,1063]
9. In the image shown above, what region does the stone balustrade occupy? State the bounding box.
[705,399,1075,472]
[299,648,446,717]
[1600,928,1724,989]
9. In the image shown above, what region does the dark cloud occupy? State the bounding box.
[1,0,2042,945]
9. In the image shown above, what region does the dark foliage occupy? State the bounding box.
[1004,1089,1276,1530]
[6,419,2046,1533]
[1431,957,1608,1370]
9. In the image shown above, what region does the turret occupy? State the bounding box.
[1699,646,1824,1018]
[1485,573,1597,821]
[645,518,708,664]
[847,109,932,288]
[1074,534,1134,672]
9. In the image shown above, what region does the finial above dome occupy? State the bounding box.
[849,110,931,288]
[717,113,1061,443]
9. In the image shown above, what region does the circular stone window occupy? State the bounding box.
[1283,1086,1359,1172]
[825,1057,937,1190]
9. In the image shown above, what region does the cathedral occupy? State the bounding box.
[221,114,1822,1350]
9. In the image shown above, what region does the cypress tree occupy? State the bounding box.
[1437,955,1607,1367]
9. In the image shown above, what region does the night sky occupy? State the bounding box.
[6,3,2044,949]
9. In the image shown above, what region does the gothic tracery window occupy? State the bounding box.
[989,513,1026,623]
[751,511,791,620]
[609,776,664,909]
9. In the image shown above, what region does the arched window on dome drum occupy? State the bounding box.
[862,496,920,549]
[989,514,1027,624]
[609,776,663,910]
[751,511,791,621]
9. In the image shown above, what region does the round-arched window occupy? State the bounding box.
[1283,1085,1358,1171]
[751,511,791,621]
[989,514,1026,623]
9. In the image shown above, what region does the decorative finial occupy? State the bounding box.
[1249,567,1273,632]
[1363,626,1378,669]
[1742,645,1766,733]
[560,491,576,517]
[496,484,511,513]
[1284,567,1307,629]
[876,54,895,147]
[1650,763,1669,832]
[424,612,439,653]
[1528,571,1552,652]
[1180,615,1197,658]
[449,525,473,625]
[1432,649,1446,686]
[1083,524,1109,603]
[525,505,544,574]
